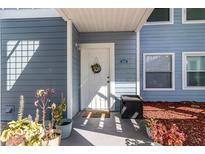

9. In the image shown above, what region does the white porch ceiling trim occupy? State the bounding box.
[135,8,154,32]
[0,9,60,19]
[57,8,153,32]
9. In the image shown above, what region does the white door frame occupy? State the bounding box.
[80,43,115,111]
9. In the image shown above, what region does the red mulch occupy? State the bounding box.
[143,102,205,146]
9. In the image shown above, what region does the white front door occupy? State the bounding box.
[80,43,115,111]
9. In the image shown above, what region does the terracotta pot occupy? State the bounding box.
[42,135,61,146]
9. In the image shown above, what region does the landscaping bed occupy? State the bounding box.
[143,102,205,146]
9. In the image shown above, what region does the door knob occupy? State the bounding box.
[107,81,110,83]
[107,76,110,79]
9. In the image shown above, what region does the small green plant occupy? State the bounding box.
[18,95,24,121]
[52,93,67,126]
[0,117,44,146]
[35,109,40,123]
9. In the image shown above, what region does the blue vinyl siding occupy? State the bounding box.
[1,18,67,120]
[1,8,205,121]
[140,8,205,102]
[72,25,80,116]
[79,32,136,111]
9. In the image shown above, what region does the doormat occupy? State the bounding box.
[82,110,110,118]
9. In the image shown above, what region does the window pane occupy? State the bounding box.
[145,55,172,72]
[187,8,205,20]
[147,8,170,22]
[187,72,205,86]
[187,56,205,71]
[146,72,172,88]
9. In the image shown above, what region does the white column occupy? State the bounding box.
[0,20,2,137]
[67,19,73,118]
[136,31,140,95]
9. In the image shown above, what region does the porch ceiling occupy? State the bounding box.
[57,8,153,32]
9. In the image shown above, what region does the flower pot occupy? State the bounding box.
[56,119,72,139]
[42,134,61,146]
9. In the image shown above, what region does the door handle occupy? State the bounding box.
[107,81,110,83]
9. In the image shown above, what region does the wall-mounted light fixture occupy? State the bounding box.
[75,43,80,50]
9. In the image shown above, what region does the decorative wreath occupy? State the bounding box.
[91,63,101,74]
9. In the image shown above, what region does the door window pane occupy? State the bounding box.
[147,8,170,22]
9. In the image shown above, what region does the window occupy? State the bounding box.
[183,52,205,90]
[146,8,173,25]
[182,8,205,24]
[143,53,175,90]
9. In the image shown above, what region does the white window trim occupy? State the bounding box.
[143,53,175,91]
[182,52,205,90]
[182,8,205,24]
[145,8,174,25]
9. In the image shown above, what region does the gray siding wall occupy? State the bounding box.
[1,18,67,120]
[140,8,205,102]
[79,32,136,111]
[72,25,80,116]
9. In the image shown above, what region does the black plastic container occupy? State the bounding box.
[120,95,143,119]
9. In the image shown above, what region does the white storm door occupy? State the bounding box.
[81,45,111,110]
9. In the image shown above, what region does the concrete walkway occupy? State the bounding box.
[61,112,155,146]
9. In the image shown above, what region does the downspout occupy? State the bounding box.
[136,32,140,95]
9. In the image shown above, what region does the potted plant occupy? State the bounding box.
[1,90,64,146]
[0,96,44,146]
[52,93,72,139]
[34,89,61,146]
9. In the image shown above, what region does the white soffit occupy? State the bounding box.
[57,8,153,32]
[0,9,60,19]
